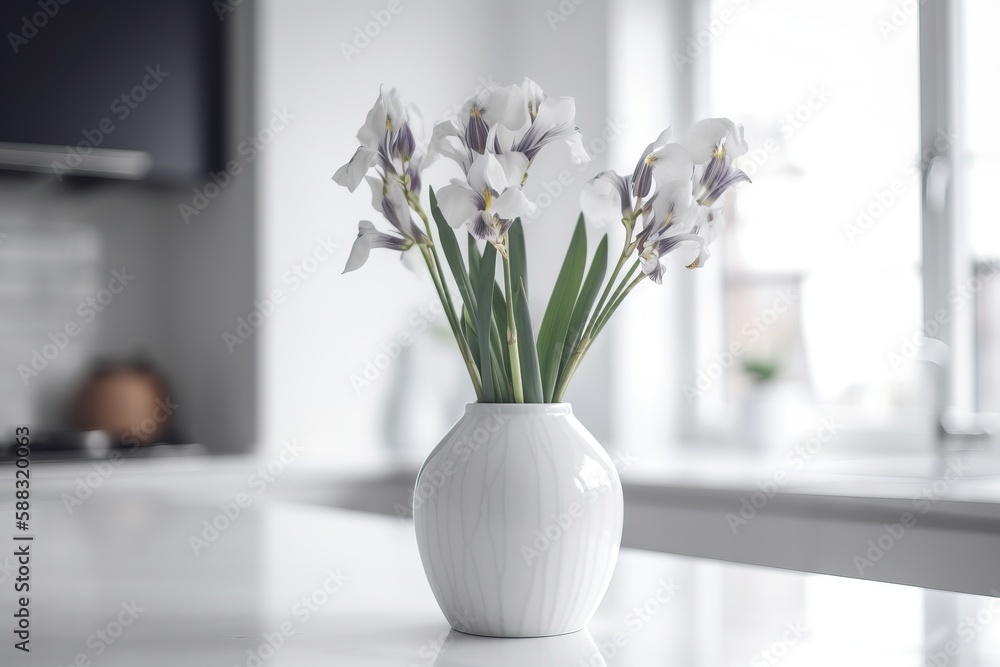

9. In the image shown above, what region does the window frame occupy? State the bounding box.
[671,0,993,452]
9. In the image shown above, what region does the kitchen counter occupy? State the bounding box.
[5,450,1000,599]
[3,493,1000,665]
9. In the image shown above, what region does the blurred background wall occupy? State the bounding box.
[0,2,258,453]
[3,0,998,463]
[257,0,619,461]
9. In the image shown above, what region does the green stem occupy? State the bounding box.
[408,196,485,400]
[552,228,634,402]
[552,334,587,403]
[419,246,484,400]
[593,271,646,339]
[412,198,467,340]
[409,197,444,272]
[586,228,633,340]
[594,260,639,330]
[489,319,512,402]
[502,250,525,403]
[553,270,647,402]
[552,225,637,403]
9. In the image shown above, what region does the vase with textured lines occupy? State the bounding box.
[413,403,624,638]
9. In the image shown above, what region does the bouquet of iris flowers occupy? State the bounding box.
[333,78,749,403]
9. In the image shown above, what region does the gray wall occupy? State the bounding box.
[256,0,616,461]
[0,4,257,454]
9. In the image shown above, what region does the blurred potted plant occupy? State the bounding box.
[333,79,750,637]
[741,357,799,455]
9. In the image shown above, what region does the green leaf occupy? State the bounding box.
[514,279,544,403]
[476,243,498,402]
[561,234,608,373]
[429,187,476,317]
[508,218,529,300]
[462,305,480,372]
[468,235,481,280]
[536,215,588,402]
[490,364,505,401]
[490,284,512,401]
[490,346,509,402]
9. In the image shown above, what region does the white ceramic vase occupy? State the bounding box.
[413,403,623,638]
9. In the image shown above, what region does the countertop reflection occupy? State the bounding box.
[3,494,999,666]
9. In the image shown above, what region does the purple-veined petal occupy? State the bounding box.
[604,171,633,213]
[632,163,653,199]
[493,186,536,220]
[726,122,749,159]
[357,88,387,149]
[650,179,696,234]
[468,211,494,242]
[692,207,725,246]
[429,119,459,152]
[492,123,519,154]
[656,232,709,269]
[481,84,530,135]
[681,118,735,164]
[535,95,576,129]
[465,107,490,154]
[392,123,416,161]
[357,85,406,149]
[468,153,508,194]
[687,242,710,269]
[344,220,413,274]
[496,216,516,237]
[581,171,630,228]
[374,142,396,177]
[429,120,471,170]
[370,235,409,251]
[406,159,423,193]
[649,144,695,187]
[564,131,591,164]
[641,128,672,163]
[381,85,407,132]
[333,146,378,192]
[520,78,546,120]
[629,130,668,197]
[699,166,751,206]
[405,102,425,146]
[631,129,673,197]
[514,95,588,163]
[381,182,420,239]
[632,164,652,199]
[436,181,480,230]
[493,151,529,189]
[343,220,377,273]
[640,254,666,284]
[365,175,385,214]
[484,123,501,155]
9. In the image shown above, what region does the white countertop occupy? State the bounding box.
[3,493,1000,666]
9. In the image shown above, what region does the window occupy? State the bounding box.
[667,0,999,454]
[960,0,1000,429]
[687,0,924,451]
